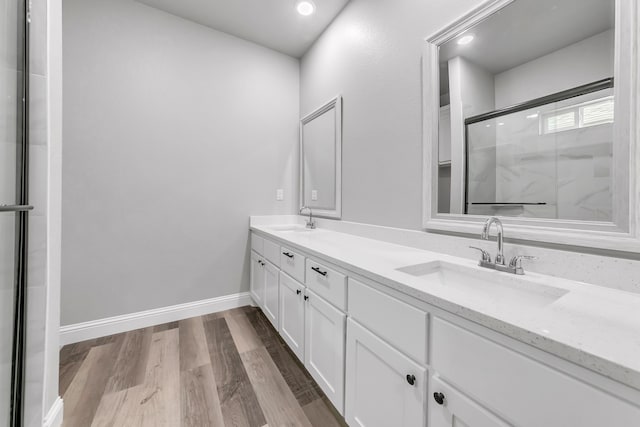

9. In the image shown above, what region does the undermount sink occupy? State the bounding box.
[396,260,569,309]
[267,225,315,233]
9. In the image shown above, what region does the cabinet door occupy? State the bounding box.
[345,319,426,427]
[305,290,346,414]
[429,376,509,427]
[279,272,305,361]
[250,251,264,308]
[263,261,279,328]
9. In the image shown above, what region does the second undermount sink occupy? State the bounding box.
[267,224,315,233]
[396,260,569,309]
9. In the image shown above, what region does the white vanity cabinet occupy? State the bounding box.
[279,272,347,413]
[262,260,279,328]
[279,271,305,361]
[250,250,279,328]
[251,232,348,415]
[430,317,640,427]
[345,319,426,427]
[304,289,346,414]
[250,230,640,427]
[429,375,509,427]
[250,251,265,307]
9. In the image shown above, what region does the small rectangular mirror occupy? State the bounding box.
[300,95,342,219]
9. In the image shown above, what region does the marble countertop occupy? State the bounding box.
[250,220,640,391]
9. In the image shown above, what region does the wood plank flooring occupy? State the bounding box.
[59,306,347,427]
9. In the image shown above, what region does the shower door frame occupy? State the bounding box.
[5,1,31,426]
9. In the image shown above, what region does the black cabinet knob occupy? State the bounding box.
[304,295,309,301]
[406,374,416,386]
[296,289,302,295]
[433,392,445,405]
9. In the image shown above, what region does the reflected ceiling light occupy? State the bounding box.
[526,113,539,119]
[457,34,475,45]
[296,0,316,16]
[498,122,505,126]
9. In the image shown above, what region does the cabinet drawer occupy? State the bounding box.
[280,246,305,283]
[251,233,264,255]
[431,317,640,427]
[263,238,280,267]
[306,259,347,310]
[348,278,427,364]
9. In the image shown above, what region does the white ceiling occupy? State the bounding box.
[136,0,350,57]
[439,0,614,94]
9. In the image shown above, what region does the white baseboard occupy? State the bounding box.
[60,292,252,345]
[43,396,63,427]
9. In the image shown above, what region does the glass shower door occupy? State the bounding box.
[1,0,28,426]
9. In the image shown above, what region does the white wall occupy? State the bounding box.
[62,0,299,325]
[44,0,63,419]
[495,29,614,107]
[300,0,483,229]
[448,56,496,213]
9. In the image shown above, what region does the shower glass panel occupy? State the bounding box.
[1,0,28,426]
[465,85,614,221]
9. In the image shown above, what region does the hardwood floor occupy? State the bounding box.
[59,306,347,427]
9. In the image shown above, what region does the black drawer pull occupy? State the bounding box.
[283,252,294,258]
[433,392,445,405]
[311,266,328,276]
[296,289,302,295]
[406,374,416,386]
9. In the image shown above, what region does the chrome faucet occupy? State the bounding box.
[299,206,316,229]
[470,216,538,275]
[481,217,505,265]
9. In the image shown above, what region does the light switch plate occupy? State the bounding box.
[276,189,284,201]
[311,190,318,201]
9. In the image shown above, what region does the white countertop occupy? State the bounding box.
[251,221,640,391]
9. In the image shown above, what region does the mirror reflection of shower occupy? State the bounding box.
[465,82,613,221]
[436,0,615,222]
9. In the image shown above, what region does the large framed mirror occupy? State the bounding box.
[423,0,640,251]
[300,95,342,219]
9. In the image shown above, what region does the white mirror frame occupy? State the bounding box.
[300,95,343,219]
[422,0,640,252]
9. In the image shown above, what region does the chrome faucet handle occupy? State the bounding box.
[508,255,538,275]
[299,206,315,229]
[469,246,492,263]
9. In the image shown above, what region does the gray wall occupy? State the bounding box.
[300,0,483,229]
[62,0,299,325]
[495,29,614,107]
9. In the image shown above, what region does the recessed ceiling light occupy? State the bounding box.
[457,34,475,45]
[526,113,539,119]
[296,0,316,16]
[498,122,505,126]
